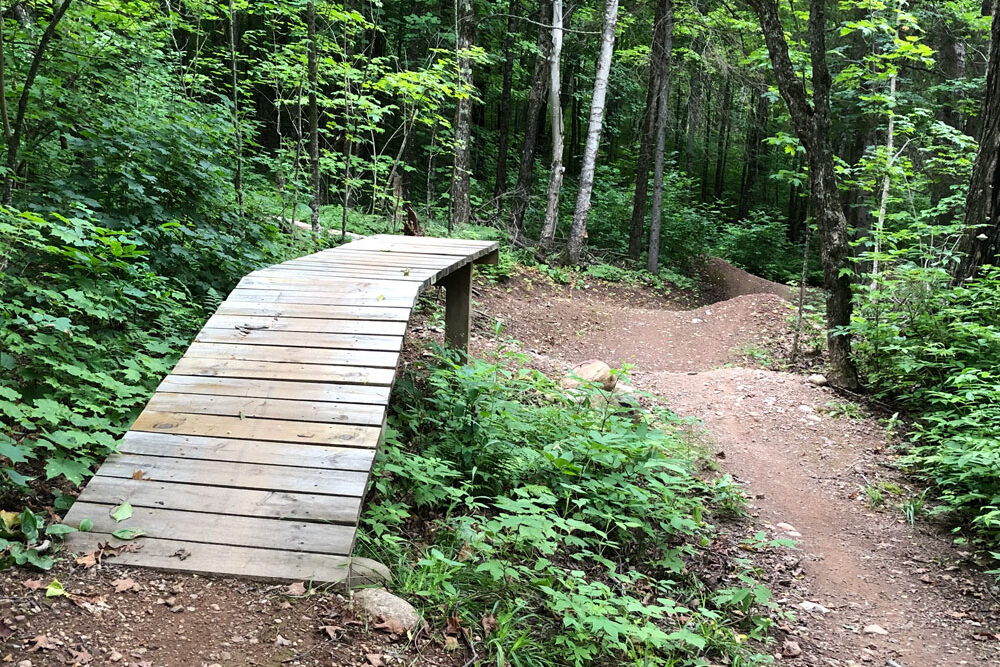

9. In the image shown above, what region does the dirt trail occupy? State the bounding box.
[478,263,1000,666]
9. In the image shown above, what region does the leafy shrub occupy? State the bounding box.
[714,210,799,282]
[361,347,778,666]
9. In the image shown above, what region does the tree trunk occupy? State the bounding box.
[646,0,674,272]
[954,0,1000,282]
[509,0,552,240]
[713,76,731,201]
[628,0,672,260]
[538,0,565,251]
[562,0,619,265]
[1,0,74,205]
[307,1,321,239]
[747,0,860,388]
[700,83,712,200]
[450,0,475,232]
[228,0,244,219]
[492,0,518,211]
[737,88,767,219]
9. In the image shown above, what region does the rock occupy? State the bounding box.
[862,624,888,635]
[348,557,391,587]
[782,639,803,657]
[776,522,797,532]
[808,374,828,387]
[169,605,184,613]
[354,588,423,633]
[798,601,832,614]
[561,360,616,391]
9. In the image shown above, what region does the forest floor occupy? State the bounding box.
[475,261,1000,667]
[3,260,1000,666]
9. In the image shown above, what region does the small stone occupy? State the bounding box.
[782,639,802,657]
[275,635,291,647]
[210,604,220,611]
[354,588,423,633]
[109,651,123,662]
[862,624,888,635]
[169,605,184,613]
[17,660,33,667]
[798,601,832,614]
[776,522,797,532]
[560,360,616,391]
[808,374,828,387]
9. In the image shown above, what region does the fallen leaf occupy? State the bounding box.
[0,624,12,640]
[111,577,139,593]
[445,614,462,636]
[27,634,56,652]
[131,470,147,480]
[321,625,344,640]
[70,595,110,614]
[443,635,460,651]
[366,654,384,667]
[274,634,291,647]
[171,548,190,560]
[481,613,498,639]
[45,580,67,598]
[285,581,306,596]
[67,647,93,664]
[373,618,407,636]
[110,502,132,522]
[22,579,44,590]
[111,528,145,540]
[0,510,20,531]
[76,552,98,568]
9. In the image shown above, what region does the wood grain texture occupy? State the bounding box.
[66,236,498,583]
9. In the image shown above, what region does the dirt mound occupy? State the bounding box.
[701,257,793,302]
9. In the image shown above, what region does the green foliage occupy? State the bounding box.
[0,508,70,570]
[360,348,779,666]
[714,211,801,283]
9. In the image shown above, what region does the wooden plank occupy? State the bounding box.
[196,328,403,353]
[183,342,399,368]
[146,392,385,427]
[157,375,391,404]
[443,262,472,353]
[227,289,416,308]
[60,534,384,585]
[366,234,498,247]
[344,239,498,258]
[96,453,368,497]
[117,432,376,471]
[260,263,438,278]
[170,357,396,386]
[298,251,458,267]
[77,477,362,524]
[238,275,422,294]
[132,411,381,448]
[203,314,408,337]
[215,301,411,322]
[63,502,355,555]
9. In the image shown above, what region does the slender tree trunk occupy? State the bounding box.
[562,0,619,265]
[700,83,712,200]
[450,0,475,232]
[954,0,1000,282]
[493,0,518,211]
[307,1,321,239]
[539,0,565,251]
[737,89,767,218]
[713,76,731,200]
[228,0,244,219]
[747,0,860,388]
[684,66,700,171]
[2,0,75,205]
[628,0,672,260]
[647,0,674,273]
[509,0,552,240]
[871,68,897,281]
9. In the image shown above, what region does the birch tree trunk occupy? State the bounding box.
[492,0,518,211]
[450,0,475,232]
[562,0,619,265]
[646,0,673,272]
[228,0,244,219]
[538,0,565,251]
[307,1,321,239]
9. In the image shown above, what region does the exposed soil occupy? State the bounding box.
[475,259,1000,667]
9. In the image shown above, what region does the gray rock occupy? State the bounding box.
[354,588,423,633]
[862,623,888,635]
[782,639,803,657]
[561,360,616,391]
[348,557,391,587]
[808,374,828,387]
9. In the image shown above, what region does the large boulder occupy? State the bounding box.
[560,360,616,391]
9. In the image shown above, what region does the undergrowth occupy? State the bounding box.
[358,345,779,666]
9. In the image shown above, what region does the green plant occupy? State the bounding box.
[864,485,885,509]
[821,401,864,420]
[359,347,778,666]
[901,491,929,526]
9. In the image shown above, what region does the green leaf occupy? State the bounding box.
[110,502,133,522]
[45,579,67,597]
[27,550,54,571]
[111,528,145,540]
[44,456,92,486]
[45,523,78,536]
[19,509,40,543]
[0,439,29,464]
[78,518,93,532]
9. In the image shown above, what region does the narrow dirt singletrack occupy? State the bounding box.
[478,263,1000,666]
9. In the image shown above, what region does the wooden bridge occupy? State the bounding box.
[63,235,499,584]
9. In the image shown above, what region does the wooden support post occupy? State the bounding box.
[442,262,473,353]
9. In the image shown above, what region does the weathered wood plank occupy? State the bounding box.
[238,275,422,294]
[96,453,368,497]
[146,392,385,426]
[183,342,399,368]
[170,357,396,386]
[64,502,355,555]
[227,289,416,308]
[77,477,363,524]
[215,301,411,321]
[195,328,403,352]
[157,375,390,404]
[296,251,456,268]
[132,411,381,448]
[117,432,376,471]
[203,314,408,337]
[60,534,385,585]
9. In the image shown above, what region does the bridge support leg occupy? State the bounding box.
[442,262,473,354]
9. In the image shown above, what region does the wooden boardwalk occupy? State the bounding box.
[63,235,499,584]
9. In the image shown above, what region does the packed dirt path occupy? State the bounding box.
[478,264,1000,667]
